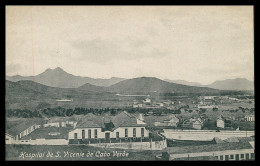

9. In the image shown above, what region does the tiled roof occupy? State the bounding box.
[224,137,239,143]
[213,137,225,144]
[165,141,253,154]
[75,111,146,130]
[237,137,254,142]
[6,118,44,136]
[112,111,147,128]
[76,114,104,128]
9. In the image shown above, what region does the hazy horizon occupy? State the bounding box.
[6,6,254,84]
[6,66,253,85]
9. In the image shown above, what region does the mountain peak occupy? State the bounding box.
[44,67,66,73]
[53,67,64,71]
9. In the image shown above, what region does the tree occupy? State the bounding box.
[212,107,218,112]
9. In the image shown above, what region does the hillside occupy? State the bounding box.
[207,78,254,91]
[6,67,125,88]
[164,79,202,87]
[108,77,220,94]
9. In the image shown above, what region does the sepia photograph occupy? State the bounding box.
[5,6,254,161]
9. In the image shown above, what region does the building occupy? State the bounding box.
[143,98,151,104]
[6,118,43,144]
[68,111,149,144]
[44,117,77,128]
[192,119,203,130]
[156,103,164,107]
[161,137,254,160]
[154,115,179,127]
[161,141,254,160]
[245,115,255,122]
[162,129,254,141]
[133,103,143,108]
[217,115,225,128]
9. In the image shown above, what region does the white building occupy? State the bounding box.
[143,98,151,103]
[217,115,225,128]
[68,111,149,143]
[6,119,43,144]
[44,117,77,128]
[245,115,255,122]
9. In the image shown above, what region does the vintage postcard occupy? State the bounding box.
[5,6,254,161]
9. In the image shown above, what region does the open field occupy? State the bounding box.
[5,144,162,160]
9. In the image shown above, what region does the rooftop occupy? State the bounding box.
[165,141,253,154]
[75,111,146,130]
[6,118,44,136]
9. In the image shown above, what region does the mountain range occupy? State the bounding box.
[6,67,125,88]
[164,78,254,91]
[6,67,254,91]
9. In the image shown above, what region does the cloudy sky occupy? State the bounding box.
[6,6,254,84]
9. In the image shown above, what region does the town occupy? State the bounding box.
[6,95,255,160]
[5,5,254,161]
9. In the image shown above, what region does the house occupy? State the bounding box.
[6,118,43,144]
[161,139,254,160]
[245,115,254,122]
[133,103,143,108]
[188,116,207,130]
[216,116,232,128]
[201,96,215,100]
[68,111,149,144]
[192,118,204,130]
[143,98,151,104]
[217,115,225,128]
[154,115,179,127]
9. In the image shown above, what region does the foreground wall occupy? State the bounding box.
[10,139,69,145]
[163,129,254,141]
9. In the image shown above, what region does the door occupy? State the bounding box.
[246,153,249,160]
[235,154,239,160]
[105,133,110,140]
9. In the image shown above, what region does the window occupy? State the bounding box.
[116,132,119,139]
[240,154,244,159]
[141,128,144,138]
[133,128,136,138]
[225,155,229,160]
[94,129,98,139]
[230,155,234,159]
[219,155,223,160]
[125,128,128,138]
[74,133,77,139]
[82,130,85,139]
[88,129,91,139]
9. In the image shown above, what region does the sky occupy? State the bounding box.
[6,6,254,85]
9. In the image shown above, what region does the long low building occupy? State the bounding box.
[163,129,254,141]
[161,139,254,161]
[6,118,44,144]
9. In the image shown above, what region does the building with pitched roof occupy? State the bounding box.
[44,117,77,128]
[68,111,149,143]
[5,118,44,144]
[161,139,254,160]
[154,115,180,127]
